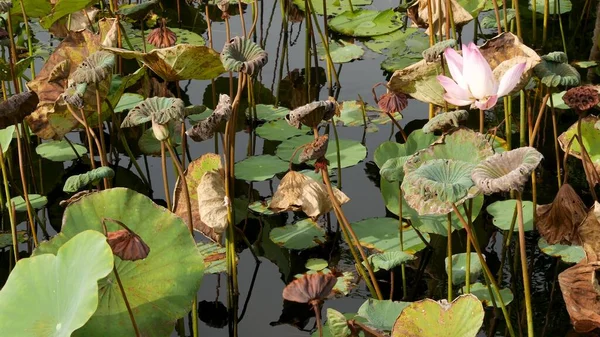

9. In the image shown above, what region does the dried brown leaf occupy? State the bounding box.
[282,272,337,304]
[578,202,600,257]
[536,184,586,245]
[197,169,228,238]
[408,0,473,35]
[106,229,150,261]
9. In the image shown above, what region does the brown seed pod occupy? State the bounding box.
[107,228,150,261]
[562,86,600,112]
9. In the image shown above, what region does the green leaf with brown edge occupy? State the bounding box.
[173,153,222,242]
[358,299,410,331]
[33,188,205,337]
[197,241,227,274]
[105,44,225,81]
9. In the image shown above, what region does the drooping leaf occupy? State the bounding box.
[276,135,367,168]
[220,36,268,76]
[234,155,288,181]
[114,93,144,113]
[35,140,87,162]
[445,253,482,285]
[269,218,326,250]
[326,308,351,337]
[197,170,228,236]
[487,199,535,231]
[559,116,600,173]
[350,217,430,253]
[63,167,115,192]
[328,9,403,37]
[0,230,113,337]
[33,188,205,337]
[357,299,411,331]
[8,194,48,211]
[408,0,473,36]
[536,184,586,245]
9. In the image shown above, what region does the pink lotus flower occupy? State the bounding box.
[437,43,526,110]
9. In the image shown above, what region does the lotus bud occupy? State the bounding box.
[107,228,150,261]
[151,116,170,141]
[562,86,600,112]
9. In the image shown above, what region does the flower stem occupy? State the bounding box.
[312,302,323,337]
[95,88,111,188]
[0,144,18,262]
[160,142,172,210]
[14,124,38,247]
[398,186,407,299]
[113,266,142,337]
[515,192,534,337]
[447,213,453,301]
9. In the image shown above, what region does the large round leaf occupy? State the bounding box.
[391,294,484,337]
[292,0,372,15]
[269,218,326,250]
[248,104,289,121]
[350,217,429,253]
[276,135,367,168]
[486,199,534,231]
[255,119,307,141]
[234,155,288,181]
[445,253,481,285]
[0,230,113,337]
[36,140,88,162]
[373,130,437,168]
[357,299,410,331]
[328,9,402,37]
[33,188,205,337]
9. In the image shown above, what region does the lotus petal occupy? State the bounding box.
[282,272,337,304]
[285,100,336,129]
[220,36,268,77]
[0,91,39,128]
[121,96,186,128]
[471,147,543,194]
[422,110,468,133]
[536,184,586,245]
[401,159,479,215]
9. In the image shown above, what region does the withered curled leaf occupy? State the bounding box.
[0,91,39,128]
[282,272,337,304]
[577,202,600,257]
[285,100,336,129]
[187,94,232,142]
[299,135,329,163]
[197,169,228,238]
[106,229,150,261]
[536,184,586,245]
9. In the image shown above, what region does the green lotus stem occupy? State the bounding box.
[307,0,340,88]
[72,106,97,170]
[515,193,534,337]
[451,203,516,337]
[491,0,503,34]
[14,124,38,247]
[548,94,562,188]
[304,0,311,101]
[95,88,111,188]
[505,97,512,150]
[465,234,471,293]
[330,121,342,188]
[18,0,35,80]
[160,142,171,210]
[321,0,332,93]
[0,144,18,262]
[398,186,407,299]
[520,91,526,147]
[113,266,142,337]
[497,205,518,283]
[238,1,247,37]
[426,0,435,44]
[275,19,289,104]
[444,0,457,40]
[321,168,383,300]
[347,0,354,13]
[556,0,567,55]
[513,0,522,38]
[447,213,453,301]
[532,0,537,43]
[543,0,549,45]
[5,8,22,93]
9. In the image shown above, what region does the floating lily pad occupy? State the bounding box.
[337,100,367,127]
[538,238,585,263]
[256,119,307,141]
[269,219,326,250]
[234,155,288,181]
[248,104,290,121]
[33,188,205,337]
[114,93,144,113]
[462,283,514,307]
[373,130,438,168]
[63,167,116,192]
[358,299,410,331]
[276,135,367,168]
[306,258,328,271]
[0,231,113,337]
[445,253,482,285]
[197,241,227,274]
[487,199,535,231]
[367,251,415,272]
[0,230,27,249]
[391,294,484,337]
[248,199,275,215]
[36,140,88,162]
[317,40,364,64]
[328,9,402,37]
[379,29,430,72]
[292,0,372,15]
[529,0,572,14]
[350,217,429,253]
[8,194,48,212]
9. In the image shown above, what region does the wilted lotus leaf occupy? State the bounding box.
[187,94,232,142]
[0,91,39,128]
[282,272,337,304]
[286,100,336,129]
[48,59,71,83]
[121,97,186,128]
[61,82,87,108]
[0,1,11,13]
[197,169,228,238]
[299,134,329,162]
[422,39,457,62]
[63,167,115,193]
[422,110,468,134]
[117,0,159,21]
[69,50,115,85]
[173,153,222,242]
[269,170,349,218]
[558,249,600,332]
[534,51,581,87]
[472,147,543,194]
[104,44,225,81]
[536,184,586,245]
[562,86,600,111]
[220,36,268,77]
[106,228,150,261]
[577,202,600,256]
[404,127,494,174]
[380,155,411,182]
[391,294,484,337]
[408,0,473,36]
[387,59,446,106]
[558,116,600,177]
[377,91,408,114]
[49,7,100,38]
[147,26,177,49]
[402,159,479,215]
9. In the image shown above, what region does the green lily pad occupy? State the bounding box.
[234,155,288,181]
[0,230,27,248]
[33,188,205,337]
[306,258,328,271]
[0,230,113,337]
[36,140,88,162]
[529,0,571,14]
[391,294,484,337]
[328,9,402,37]
[350,217,430,253]
[292,0,372,15]
[358,299,410,331]
[0,125,15,153]
[269,218,326,250]
[316,313,367,337]
[276,135,367,168]
[114,93,144,113]
[337,100,367,127]
[326,308,351,337]
[462,282,514,307]
[380,156,411,182]
[197,242,227,274]
[367,251,415,272]
[317,40,364,64]
[558,116,600,172]
[63,167,116,192]
[105,45,225,81]
[248,104,290,121]
[248,199,275,215]
[379,29,430,72]
[445,253,482,285]
[374,130,438,168]
[486,199,535,231]
[538,238,585,263]
[256,119,307,141]
[8,194,48,211]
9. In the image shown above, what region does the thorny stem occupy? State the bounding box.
[14,125,38,247]
[515,193,534,337]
